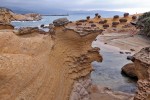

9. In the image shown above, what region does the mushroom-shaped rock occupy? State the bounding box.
[119,18,127,23]
[91,24,96,27]
[124,13,129,17]
[53,18,69,26]
[113,15,119,19]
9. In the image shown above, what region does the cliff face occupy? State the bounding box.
[133,47,150,100]
[0,7,42,23]
[0,26,102,100]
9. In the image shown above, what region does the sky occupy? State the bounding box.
[0,0,150,14]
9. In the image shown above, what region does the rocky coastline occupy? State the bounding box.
[0,7,150,100]
[0,7,42,24]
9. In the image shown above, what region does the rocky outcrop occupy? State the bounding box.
[13,27,47,35]
[0,26,102,100]
[122,63,137,79]
[132,47,150,100]
[0,7,42,23]
[53,18,69,26]
[0,23,14,30]
[0,7,13,23]
[121,47,150,100]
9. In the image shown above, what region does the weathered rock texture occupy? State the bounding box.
[53,18,69,26]
[0,7,13,23]
[13,27,46,35]
[133,47,150,100]
[0,26,102,100]
[0,7,42,23]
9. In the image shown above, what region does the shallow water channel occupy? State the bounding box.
[91,40,137,93]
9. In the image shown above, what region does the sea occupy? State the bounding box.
[11,13,137,93]
[11,13,123,28]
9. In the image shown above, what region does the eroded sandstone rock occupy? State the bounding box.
[13,27,47,35]
[132,47,150,100]
[0,7,42,23]
[53,18,69,26]
[121,63,137,79]
[0,26,101,100]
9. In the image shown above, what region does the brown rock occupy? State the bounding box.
[119,18,127,23]
[121,63,137,79]
[0,23,14,30]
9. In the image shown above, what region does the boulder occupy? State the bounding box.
[132,16,137,20]
[99,20,107,24]
[91,24,96,27]
[86,16,90,20]
[127,56,135,61]
[124,13,129,17]
[112,22,120,26]
[113,15,119,19]
[121,63,137,79]
[119,18,127,23]
[53,18,69,26]
[103,24,109,28]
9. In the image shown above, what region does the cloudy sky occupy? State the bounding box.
[0,0,150,14]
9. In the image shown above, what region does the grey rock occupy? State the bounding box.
[53,18,69,26]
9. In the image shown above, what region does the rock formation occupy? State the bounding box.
[122,63,137,79]
[0,7,42,23]
[53,18,69,26]
[132,47,150,100]
[0,23,14,30]
[13,27,47,35]
[0,7,13,23]
[0,24,102,100]
[12,13,42,21]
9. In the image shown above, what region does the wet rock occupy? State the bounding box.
[53,18,69,26]
[121,63,137,79]
[125,52,131,54]
[119,51,124,54]
[127,56,135,61]
[130,48,135,51]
